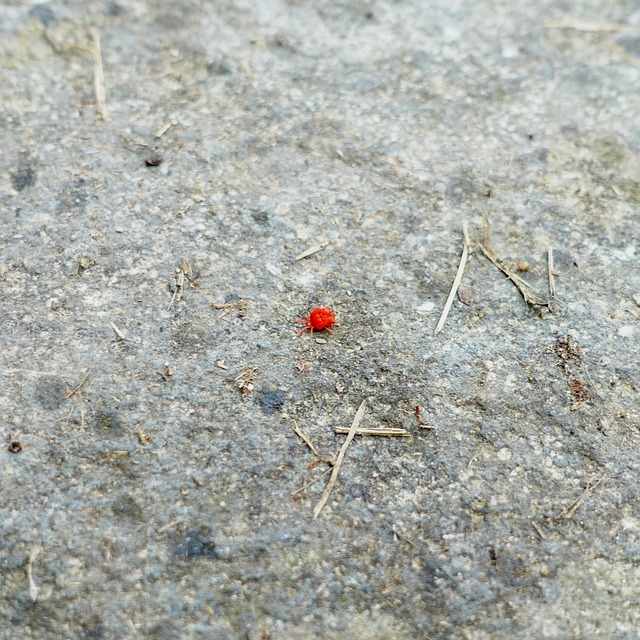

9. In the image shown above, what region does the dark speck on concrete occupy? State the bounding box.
[111,494,144,521]
[81,617,105,640]
[105,1,125,17]
[207,58,232,75]
[11,164,36,191]
[617,36,640,57]
[28,4,56,26]
[145,154,163,167]
[251,210,269,225]
[257,388,286,415]
[175,529,219,560]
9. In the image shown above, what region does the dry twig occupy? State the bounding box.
[295,243,327,261]
[561,474,606,520]
[168,259,192,309]
[478,228,549,308]
[211,299,250,318]
[334,426,410,437]
[292,421,334,464]
[155,121,175,138]
[235,367,257,396]
[90,28,107,121]
[547,247,557,298]
[110,321,127,341]
[313,399,367,519]
[64,372,90,399]
[434,223,469,334]
[544,19,628,32]
[532,521,547,540]
[27,547,41,602]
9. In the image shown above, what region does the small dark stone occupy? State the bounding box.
[105,1,124,17]
[29,4,56,26]
[145,155,163,167]
[251,210,269,225]
[207,59,232,76]
[81,616,105,639]
[175,529,218,560]
[111,495,144,521]
[11,165,36,191]
[8,441,22,454]
[257,388,286,415]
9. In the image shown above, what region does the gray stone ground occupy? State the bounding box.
[1,1,640,638]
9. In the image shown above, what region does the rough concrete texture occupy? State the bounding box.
[1,1,640,638]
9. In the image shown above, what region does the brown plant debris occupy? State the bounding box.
[568,377,590,404]
[478,230,549,308]
[313,399,367,519]
[235,367,257,396]
[334,426,410,437]
[211,299,250,318]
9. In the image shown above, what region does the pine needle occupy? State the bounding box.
[313,399,367,519]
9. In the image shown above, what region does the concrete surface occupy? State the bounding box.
[1,1,640,638]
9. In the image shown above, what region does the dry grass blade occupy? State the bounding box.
[292,466,333,497]
[293,421,334,464]
[334,426,410,437]
[561,474,606,520]
[544,19,628,32]
[211,299,249,318]
[27,547,41,602]
[90,28,107,121]
[434,223,469,335]
[478,242,549,307]
[295,244,327,261]
[110,321,127,341]
[548,247,557,298]
[532,521,547,540]
[64,372,90,399]
[313,399,367,519]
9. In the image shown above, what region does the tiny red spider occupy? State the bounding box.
[296,306,336,334]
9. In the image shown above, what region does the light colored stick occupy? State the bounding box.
[90,28,107,121]
[64,371,90,399]
[293,421,334,464]
[155,121,175,138]
[313,399,367,519]
[27,547,41,602]
[548,247,556,298]
[295,244,327,261]
[110,321,126,341]
[334,426,410,437]
[532,521,547,540]
[544,19,627,32]
[562,474,606,520]
[478,243,548,307]
[434,223,469,334]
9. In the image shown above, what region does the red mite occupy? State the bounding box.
[297,306,336,334]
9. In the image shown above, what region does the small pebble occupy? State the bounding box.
[145,154,163,167]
